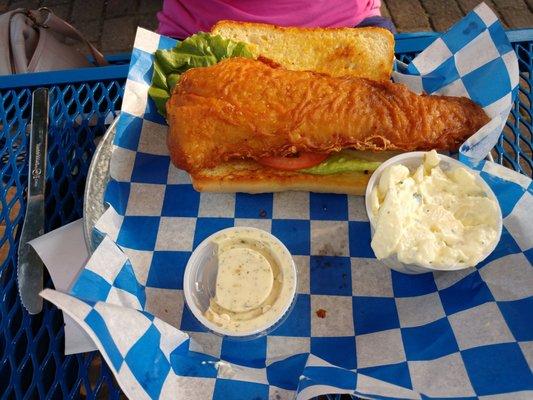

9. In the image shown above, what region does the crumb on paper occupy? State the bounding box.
[259,209,267,218]
[317,243,345,257]
[316,309,327,318]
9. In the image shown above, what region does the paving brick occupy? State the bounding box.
[139,0,162,14]
[46,2,70,19]
[500,10,533,27]
[9,0,39,10]
[105,0,139,18]
[493,0,528,7]
[101,16,136,53]
[39,0,71,5]
[73,18,102,44]
[456,0,510,26]
[492,0,533,28]
[456,0,497,14]
[71,0,104,21]
[138,12,158,32]
[384,0,431,31]
[420,0,464,31]
[381,1,392,19]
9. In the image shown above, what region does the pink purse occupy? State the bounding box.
[0,7,108,75]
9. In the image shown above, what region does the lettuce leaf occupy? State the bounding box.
[300,150,382,175]
[148,32,253,117]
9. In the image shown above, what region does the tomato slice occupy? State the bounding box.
[257,152,329,171]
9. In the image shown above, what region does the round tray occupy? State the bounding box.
[83,117,117,253]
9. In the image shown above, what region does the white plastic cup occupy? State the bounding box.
[183,227,297,339]
[365,151,503,274]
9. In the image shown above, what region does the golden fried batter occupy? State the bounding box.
[167,58,489,173]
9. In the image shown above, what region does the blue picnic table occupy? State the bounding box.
[0,29,531,399]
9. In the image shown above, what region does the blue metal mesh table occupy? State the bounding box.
[0,31,531,399]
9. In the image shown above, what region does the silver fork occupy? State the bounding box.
[17,88,48,314]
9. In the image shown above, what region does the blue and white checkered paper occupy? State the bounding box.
[43,3,533,399]
[393,3,519,164]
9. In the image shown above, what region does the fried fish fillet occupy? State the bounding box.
[167,58,489,173]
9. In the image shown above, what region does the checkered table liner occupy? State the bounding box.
[42,4,532,399]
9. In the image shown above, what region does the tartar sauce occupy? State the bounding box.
[370,150,500,269]
[204,228,296,333]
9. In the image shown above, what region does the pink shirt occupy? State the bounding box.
[157,0,381,39]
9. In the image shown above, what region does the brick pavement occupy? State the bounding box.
[0,0,531,53]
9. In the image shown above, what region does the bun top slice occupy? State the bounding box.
[211,20,395,81]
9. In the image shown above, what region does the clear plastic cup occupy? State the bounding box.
[183,227,297,339]
[365,151,503,274]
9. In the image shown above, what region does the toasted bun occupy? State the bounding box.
[190,161,371,195]
[211,20,394,81]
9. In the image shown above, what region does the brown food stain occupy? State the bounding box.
[328,45,357,61]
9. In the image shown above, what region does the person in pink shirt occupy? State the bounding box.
[157,0,396,40]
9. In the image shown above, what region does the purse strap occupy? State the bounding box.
[25,7,108,67]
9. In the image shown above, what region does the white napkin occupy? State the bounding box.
[30,219,97,354]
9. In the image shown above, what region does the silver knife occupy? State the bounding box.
[17,88,48,314]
